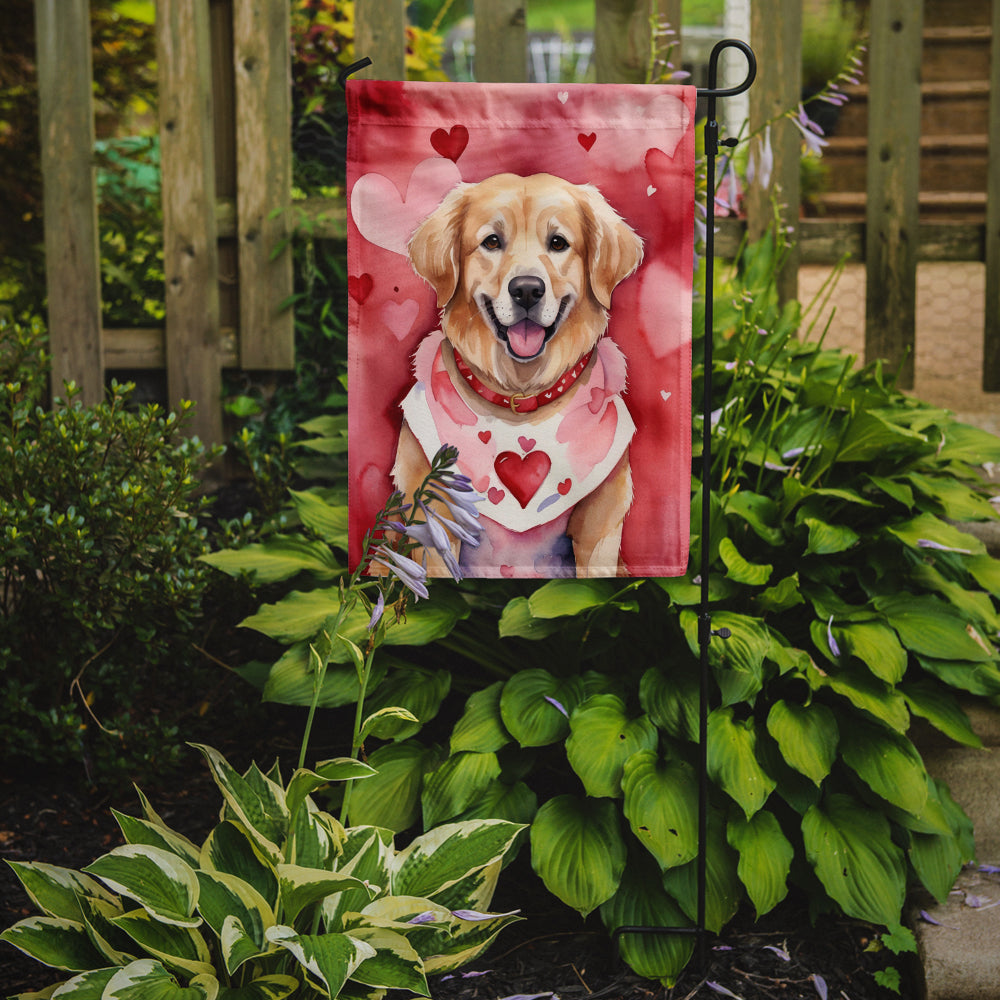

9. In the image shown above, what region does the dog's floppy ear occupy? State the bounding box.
[408,183,470,308]
[579,185,644,309]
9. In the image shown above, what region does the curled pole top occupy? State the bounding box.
[697,39,756,100]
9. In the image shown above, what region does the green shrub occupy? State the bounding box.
[0,317,220,784]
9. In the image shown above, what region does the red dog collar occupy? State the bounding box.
[452,348,594,414]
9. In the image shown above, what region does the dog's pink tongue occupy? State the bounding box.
[507,320,546,358]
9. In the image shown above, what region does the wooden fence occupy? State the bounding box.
[33,0,1000,444]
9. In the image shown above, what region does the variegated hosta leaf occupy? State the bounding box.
[276,865,376,925]
[285,760,375,823]
[214,975,299,1000]
[110,908,214,978]
[288,801,343,870]
[727,810,793,918]
[621,751,699,871]
[529,795,626,917]
[200,822,278,910]
[765,700,838,786]
[323,829,393,931]
[599,854,694,987]
[102,958,218,999]
[77,894,136,966]
[46,966,118,997]
[450,682,511,754]
[838,718,929,817]
[421,906,522,975]
[422,859,501,916]
[344,926,429,995]
[706,707,776,819]
[499,669,585,747]
[195,871,274,974]
[191,745,288,863]
[4,861,118,922]
[0,916,107,971]
[391,820,524,901]
[265,926,375,998]
[83,846,200,928]
[112,811,201,868]
[361,667,451,741]
[347,740,442,832]
[566,695,658,799]
[802,793,906,926]
[421,751,501,829]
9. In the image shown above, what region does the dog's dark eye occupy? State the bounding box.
[549,234,570,252]
[481,233,503,250]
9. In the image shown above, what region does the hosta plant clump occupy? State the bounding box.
[1,744,523,999]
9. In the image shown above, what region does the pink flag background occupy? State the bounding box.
[347,80,696,578]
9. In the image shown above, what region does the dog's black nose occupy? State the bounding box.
[509,275,545,307]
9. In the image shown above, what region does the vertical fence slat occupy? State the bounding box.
[157,0,223,444]
[474,0,526,83]
[746,0,801,303]
[355,0,406,81]
[233,0,294,370]
[34,0,103,405]
[983,0,1000,390]
[864,0,923,389]
[660,0,682,70]
[594,0,652,84]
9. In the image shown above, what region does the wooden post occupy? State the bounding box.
[157,0,223,444]
[594,0,652,84]
[233,0,294,369]
[355,0,406,81]
[864,0,923,389]
[983,0,1000,390]
[474,0,527,83]
[34,0,104,405]
[746,0,801,305]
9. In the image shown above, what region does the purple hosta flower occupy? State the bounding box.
[917,538,973,555]
[451,908,521,921]
[715,158,741,215]
[370,545,429,600]
[426,483,483,540]
[497,994,557,1000]
[919,909,958,929]
[763,944,790,962]
[544,695,569,718]
[747,124,774,191]
[367,590,385,631]
[812,974,828,1000]
[441,970,493,981]
[791,104,829,156]
[407,911,438,925]
[979,864,1000,874]
[707,983,742,999]
[827,615,841,658]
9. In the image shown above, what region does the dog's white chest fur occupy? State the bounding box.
[400,331,635,534]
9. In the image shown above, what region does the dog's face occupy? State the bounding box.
[409,173,643,393]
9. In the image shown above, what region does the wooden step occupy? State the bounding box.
[922,25,993,83]
[922,0,991,28]
[812,190,987,222]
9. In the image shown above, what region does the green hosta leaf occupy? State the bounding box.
[0,916,107,971]
[755,573,804,614]
[216,975,299,1000]
[809,661,910,732]
[765,701,838,786]
[661,810,741,933]
[103,959,218,1000]
[835,410,927,463]
[906,472,998,522]
[966,553,1000,597]
[835,621,907,684]
[916,655,1000,697]
[639,664,699,742]
[724,490,784,545]
[680,610,770,706]
[911,562,1000,633]
[527,578,618,617]
[347,740,442,832]
[265,926,375,997]
[727,811,793,918]
[886,512,985,556]
[566,695,658,798]
[866,474,914,509]
[277,865,374,925]
[195,871,274,974]
[655,573,737,606]
[901,680,982,748]
[112,812,201,868]
[621,751,698,871]
[5,862,118,922]
[802,793,906,926]
[839,718,928,816]
[200,822,278,910]
[909,828,965,905]
[285,759,375,823]
[803,517,859,556]
[453,779,538,827]
[84,846,200,928]
[450,682,511,754]
[191,746,287,863]
[260,643,388,709]
[111,908,214,978]
[707,708,776,819]
[530,795,626,917]
[874,594,995,662]
[718,537,772,585]
[362,667,451,740]
[599,853,694,987]
[935,421,1000,464]
[499,670,584,747]
[392,820,524,901]
[346,926,428,994]
[288,489,349,545]
[497,596,564,639]
[200,535,341,583]
[421,751,502,828]
[360,706,421,742]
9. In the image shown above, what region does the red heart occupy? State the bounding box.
[431,125,469,162]
[348,273,373,304]
[500,565,515,577]
[478,430,492,443]
[578,132,596,151]
[518,435,536,452]
[488,486,505,505]
[557,478,572,496]
[494,450,551,509]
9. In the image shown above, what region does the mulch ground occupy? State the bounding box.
[1,741,914,1000]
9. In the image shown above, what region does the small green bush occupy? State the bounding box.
[0,317,220,784]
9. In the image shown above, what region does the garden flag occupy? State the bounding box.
[347,80,696,578]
